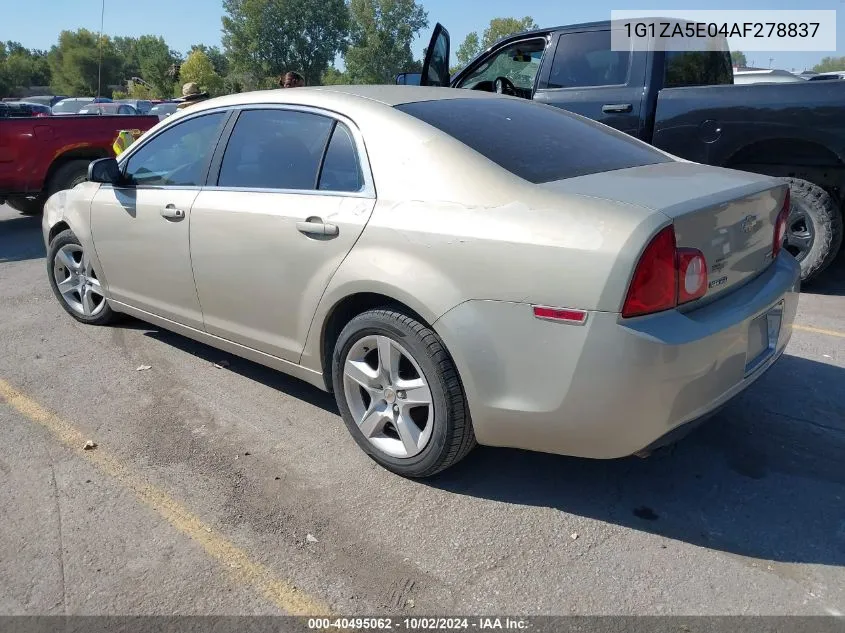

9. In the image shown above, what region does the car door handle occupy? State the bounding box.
[296,217,339,237]
[602,103,633,113]
[160,204,185,220]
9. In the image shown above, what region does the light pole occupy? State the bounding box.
[96,0,105,97]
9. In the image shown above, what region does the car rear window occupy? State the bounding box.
[394,98,671,183]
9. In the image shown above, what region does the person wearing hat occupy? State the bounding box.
[177,82,210,110]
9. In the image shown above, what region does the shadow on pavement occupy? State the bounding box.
[136,321,339,414]
[803,252,845,296]
[0,213,45,263]
[423,353,845,567]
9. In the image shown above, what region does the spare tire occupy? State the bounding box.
[784,177,843,283]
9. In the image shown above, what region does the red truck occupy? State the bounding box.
[0,114,158,214]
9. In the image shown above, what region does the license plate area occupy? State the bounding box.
[745,300,783,376]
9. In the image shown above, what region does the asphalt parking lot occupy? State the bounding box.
[1,201,844,616]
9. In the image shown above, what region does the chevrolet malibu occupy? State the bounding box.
[42,86,800,478]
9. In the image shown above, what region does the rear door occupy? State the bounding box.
[189,106,376,363]
[533,28,646,137]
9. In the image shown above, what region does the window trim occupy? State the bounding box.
[115,107,234,191]
[540,28,634,91]
[205,103,376,199]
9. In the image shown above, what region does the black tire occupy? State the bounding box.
[332,309,475,478]
[785,177,844,282]
[47,229,116,326]
[47,159,91,197]
[6,196,45,215]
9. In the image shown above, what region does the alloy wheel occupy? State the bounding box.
[342,334,434,459]
[52,244,106,318]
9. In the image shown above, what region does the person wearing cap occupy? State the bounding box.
[177,82,210,110]
[279,71,305,88]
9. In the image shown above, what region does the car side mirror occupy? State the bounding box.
[88,157,122,185]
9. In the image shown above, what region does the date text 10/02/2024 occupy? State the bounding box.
[307,617,529,630]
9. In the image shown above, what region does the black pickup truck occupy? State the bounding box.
[411,20,845,282]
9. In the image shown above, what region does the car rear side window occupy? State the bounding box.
[318,122,364,192]
[218,109,333,190]
[395,98,671,184]
[547,30,631,88]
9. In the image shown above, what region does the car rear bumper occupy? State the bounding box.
[433,253,801,459]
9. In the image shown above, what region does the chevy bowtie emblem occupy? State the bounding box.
[740,215,758,233]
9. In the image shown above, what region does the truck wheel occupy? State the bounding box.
[784,178,843,282]
[6,196,45,215]
[47,159,91,197]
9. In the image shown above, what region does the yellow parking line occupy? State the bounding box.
[0,378,329,616]
[793,324,845,339]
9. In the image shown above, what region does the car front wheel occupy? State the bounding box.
[332,308,475,478]
[47,229,115,325]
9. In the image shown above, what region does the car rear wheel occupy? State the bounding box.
[785,177,843,283]
[332,309,475,478]
[47,229,115,325]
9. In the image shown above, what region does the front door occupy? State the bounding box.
[189,107,376,363]
[89,111,227,329]
[420,24,451,87]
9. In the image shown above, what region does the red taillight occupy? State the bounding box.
[622,225,708,318]
[622,226,677,317]
[773,188,790,259]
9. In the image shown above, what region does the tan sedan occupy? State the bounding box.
[42,86,800,477]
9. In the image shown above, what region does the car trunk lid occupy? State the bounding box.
[541,161,787,301]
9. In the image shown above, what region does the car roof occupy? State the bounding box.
[187,85,501,113]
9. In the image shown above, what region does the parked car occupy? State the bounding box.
[733,69,805,84]
[41,86,799,477]
[807,71,845,81]
[21,95,69,108]
[414,19,845,282]
[116,99,153,114]
[78,103,139,115]
[52,97,112,115]
[0,111,158,214]
[149,102,179,120]
[0,101,52,117]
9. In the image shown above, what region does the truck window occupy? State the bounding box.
[458,39,546,92]
[547,30,631,89]
[664,50,733,88]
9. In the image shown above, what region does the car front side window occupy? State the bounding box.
[123,112,226,187]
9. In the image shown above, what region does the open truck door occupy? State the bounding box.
[420,23,451,87]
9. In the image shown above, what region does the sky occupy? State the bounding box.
[2,0,844,72]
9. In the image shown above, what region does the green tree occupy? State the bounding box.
[0,42,51,96]
[112,35,180,98]
[48,29,123,96]
[731,50,747,68]
[321,66,349,85]
[222,0,349,86]
[189,44,229,78]
[480,16,537,49]
[345,0,428,84]
[455,31,480,66]
[812,56,845,72]
[179,49,224,96]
